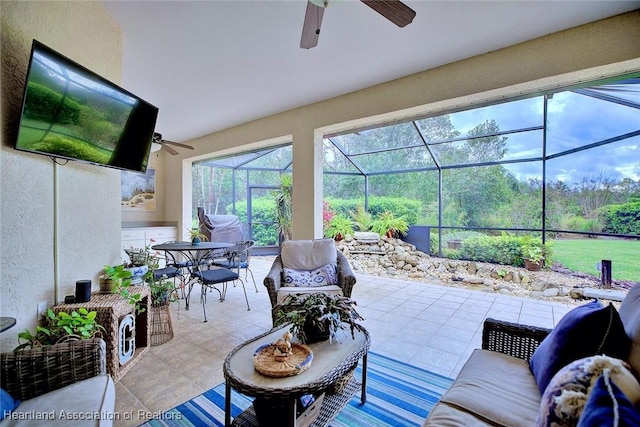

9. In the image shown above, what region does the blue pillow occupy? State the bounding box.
[577,372,640,426]
[530,300,630,394]
[0,389,20,420]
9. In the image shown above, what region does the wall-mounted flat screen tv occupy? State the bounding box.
[14,40,158,173]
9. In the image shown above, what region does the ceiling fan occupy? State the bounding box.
[300,0,416,49]
[151,132,194,155]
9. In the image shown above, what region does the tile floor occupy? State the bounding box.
[114,256,577,426]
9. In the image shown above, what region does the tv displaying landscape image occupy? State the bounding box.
[15,40,158,172]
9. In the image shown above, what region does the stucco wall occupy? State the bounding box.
[0,1,123,350]
[164,10,640,241]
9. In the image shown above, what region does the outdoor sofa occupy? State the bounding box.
[424,284,640,426]
[1,338,115,426]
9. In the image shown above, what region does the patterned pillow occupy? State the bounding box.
[577,369,640,427]
[536,355,640,427]
[282,263,338,287]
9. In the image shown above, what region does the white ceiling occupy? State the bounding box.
[103,1,639,144]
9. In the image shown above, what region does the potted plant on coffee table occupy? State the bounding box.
[274,293,364,344]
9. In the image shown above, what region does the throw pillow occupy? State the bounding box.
[0,389,20,420]
[529,300,630,394]
[536,355,640,427]
[577,369,640,427]
[282,263,338,287]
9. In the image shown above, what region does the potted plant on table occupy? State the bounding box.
[275,293,364,344]
[100,264,144,313]
[186,227,208,245]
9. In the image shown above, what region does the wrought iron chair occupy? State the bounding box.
[213,240,259,293]
[191,264,250,322]
[151,241,191,300]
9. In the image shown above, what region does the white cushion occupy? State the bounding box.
[4,375,115,427]
[276,285,343,305]
[281,239,336,271]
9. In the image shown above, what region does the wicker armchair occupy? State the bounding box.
[0,338,107,401]
[264,250,357,324]
[481,318,552,362]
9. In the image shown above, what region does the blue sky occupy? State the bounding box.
[447,80,640,186]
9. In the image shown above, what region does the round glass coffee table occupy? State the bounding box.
[223,324,370,427]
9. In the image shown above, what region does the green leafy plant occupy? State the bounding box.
[14,308,105,352]
[273,173,293,240]
[522,245,544,263]
[370,211,409,238]
[102,264,144,312]
[144,255,178,307]
[350,204,373,231]
[186,227,208,243]
[275,293,364,344]
[124,245,153,267]
[324,214,355,240]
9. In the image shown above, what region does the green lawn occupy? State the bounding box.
[552,238,639,282]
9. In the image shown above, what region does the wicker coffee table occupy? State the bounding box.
[223,324,370,427]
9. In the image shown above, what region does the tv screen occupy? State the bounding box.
[14,40,158,173]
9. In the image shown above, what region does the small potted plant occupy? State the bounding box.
[324,214,355,241]
[101,264,144,312]
[186,227,208,245]
[522,245,544,271]
[370,211,409,238]
[143,256,178,307]
[275,293,364,344]
[124,246,151,284]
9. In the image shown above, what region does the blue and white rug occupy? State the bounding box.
[140,352,453,426]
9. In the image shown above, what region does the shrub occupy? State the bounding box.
[599,201,640,235]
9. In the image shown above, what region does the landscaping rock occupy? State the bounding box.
[334,235,628,305]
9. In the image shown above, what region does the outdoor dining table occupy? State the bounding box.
[151,241,234,310]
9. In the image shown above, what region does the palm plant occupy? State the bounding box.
[273,174,293,240]
[370,211,409,238]
[350,204,373,231]
[324,214,354,240]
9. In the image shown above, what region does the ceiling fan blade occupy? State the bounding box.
[300,1,325,49]
[162,144,179,156]
[361,0,416,28]
[163,140,194,150]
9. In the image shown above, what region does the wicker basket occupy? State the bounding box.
[253,343,313,378]
[150,303,173,346]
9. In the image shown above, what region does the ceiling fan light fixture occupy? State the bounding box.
[150,142,162,153]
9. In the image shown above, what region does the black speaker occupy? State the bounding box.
[75,280,91,303]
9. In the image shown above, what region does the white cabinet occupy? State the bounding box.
[121,225,177,262]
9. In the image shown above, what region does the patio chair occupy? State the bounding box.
[263,238,357,325]
[152,241,193,300]
[192,266,250,322]
[213,240,259,292]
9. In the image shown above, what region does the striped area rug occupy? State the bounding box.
[140,352,453,427]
